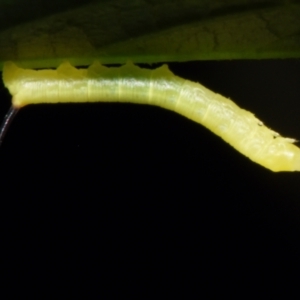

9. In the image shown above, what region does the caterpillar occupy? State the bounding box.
[1,60,300,172]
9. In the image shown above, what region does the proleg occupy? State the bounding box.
[2,61,300,172]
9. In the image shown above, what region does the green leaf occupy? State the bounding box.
[0,0,300,69]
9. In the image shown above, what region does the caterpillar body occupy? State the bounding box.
[2,61,300,172]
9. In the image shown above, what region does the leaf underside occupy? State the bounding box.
[0,0,300,69]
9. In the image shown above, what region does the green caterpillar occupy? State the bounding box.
[2,61,300,172]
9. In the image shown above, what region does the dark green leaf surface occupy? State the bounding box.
[0,0,300,69]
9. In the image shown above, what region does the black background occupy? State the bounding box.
[1,60,300,297]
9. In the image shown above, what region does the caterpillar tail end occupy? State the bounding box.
[262,142,300,172]
[282,143,300,172]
